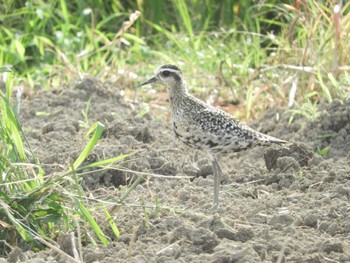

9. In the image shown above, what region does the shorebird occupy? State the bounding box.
[140,64,287,211]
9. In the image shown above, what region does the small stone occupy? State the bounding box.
[190,228,219,252]
[214,228,236,240]
[303,213,320,228]
[321,241,343,254]
[269,214,294,227]
[232,228,254,243]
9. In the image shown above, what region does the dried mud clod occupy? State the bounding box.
[104,120,153,144]
[316,99,350,132]
[264,142,315,171]
[304,98,350,157]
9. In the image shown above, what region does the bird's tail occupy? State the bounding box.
[256,133,288,146]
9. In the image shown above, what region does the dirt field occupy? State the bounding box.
[7,78,350,262]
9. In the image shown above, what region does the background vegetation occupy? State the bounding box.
[0,0,349,257]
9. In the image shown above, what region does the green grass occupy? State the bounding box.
[1,1,349,113]
[0,1,143,87]
[1,0,350,255]
[0,72,133,254]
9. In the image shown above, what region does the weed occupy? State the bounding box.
[317,146,330,157]
[288,100,319,124]
[0,73,129,253]
[79,97,92,129]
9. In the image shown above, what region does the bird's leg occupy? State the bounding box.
[212,158,223,211]
[208,153,222,212]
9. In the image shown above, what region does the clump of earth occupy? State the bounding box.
[5,78,350,262]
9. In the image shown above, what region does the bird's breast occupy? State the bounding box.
[172,119,201,148]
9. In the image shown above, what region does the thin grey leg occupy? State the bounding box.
[208,153,222,212]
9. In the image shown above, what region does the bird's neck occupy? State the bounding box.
[168,81,188,104]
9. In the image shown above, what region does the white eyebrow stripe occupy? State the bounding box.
[157,68,180,74]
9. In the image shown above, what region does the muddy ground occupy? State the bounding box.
[5,78,350,262]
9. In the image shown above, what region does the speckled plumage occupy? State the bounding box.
[141,64,287,211]
[171,90,286,154]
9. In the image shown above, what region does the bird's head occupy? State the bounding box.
[140,64,184,90]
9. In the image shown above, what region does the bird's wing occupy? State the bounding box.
[194,107,253,138]
[192,107,286,153]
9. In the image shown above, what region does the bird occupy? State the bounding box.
[140,64,287,211]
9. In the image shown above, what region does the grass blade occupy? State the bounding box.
[74,198,109,245]
[103,208,120,238]
[79,154,133,170]
[317,68,332,103]
[0,77,26,162]
[172,0,194,48]
[72,122,105,170]
[1,199,33,242]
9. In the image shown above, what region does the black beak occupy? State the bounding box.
[139,76,159,87]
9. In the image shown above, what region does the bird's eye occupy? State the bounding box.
[162,70,171,77]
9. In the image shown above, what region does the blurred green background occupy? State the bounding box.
[1,0,348,110]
